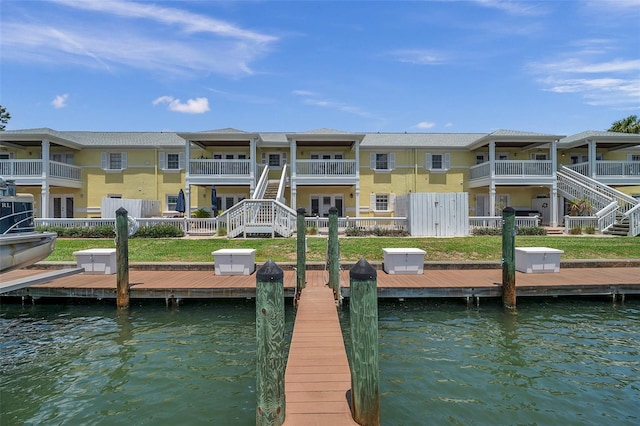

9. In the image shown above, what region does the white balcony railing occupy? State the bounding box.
[469,160,553,180]
[566,161,640,178]
[0,159,81,181]
[189,159,250,175]
[295,159,356,177]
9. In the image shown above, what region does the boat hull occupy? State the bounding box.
[0,232,57,273]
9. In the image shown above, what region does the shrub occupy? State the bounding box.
[471,227,502,236]
[517,226,547,236]
[569,226,582,235]
[584,225,596,235]
[133,224,184,238]
[306,226,318,235]
[217,226,227,237]
[192,208,211,218]
[345,226,367,237]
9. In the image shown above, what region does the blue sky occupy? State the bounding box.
[1,0,639,135]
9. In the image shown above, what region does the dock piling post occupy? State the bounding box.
[349,258,380,426]
[501,207,516,309]
[296,208,306,298]
[328,207,340,299]
[256,260,286,426]
[115,207,130,309]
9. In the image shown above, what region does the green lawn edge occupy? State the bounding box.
[46,236,640,263]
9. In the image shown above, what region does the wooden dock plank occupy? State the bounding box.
[283,282,358,426]
[1,267,639,299]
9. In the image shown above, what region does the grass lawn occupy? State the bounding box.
[46,236,640,263]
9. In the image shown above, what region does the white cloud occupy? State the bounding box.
[152,96,210,114]
[51,94,69,109]
[391,49,449,65]
[416,121,436,129]
[292,90,376,119]
[528,39,640,109]
[1,0,277,77]
[445,122,453,128]
[471,0,548,16]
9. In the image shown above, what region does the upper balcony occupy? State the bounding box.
[566,161,639,185]
[0,159,82,187]
[188,158,254,185]
[294,159,357,185]
[469,160,554,187]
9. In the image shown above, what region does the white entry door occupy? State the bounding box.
[52,195,74,218]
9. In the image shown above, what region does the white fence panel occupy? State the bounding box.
[405,192,469,236]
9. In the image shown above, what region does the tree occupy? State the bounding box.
[0,105,10,131]
[608,115,640,134]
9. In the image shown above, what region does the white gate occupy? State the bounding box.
[403,192,469,236]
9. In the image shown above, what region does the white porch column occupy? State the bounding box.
[550,139,559,227]
[249,138,257,194]
[185,184,191,218]
[290,139,297,209]
[588,139,597,179]
[355,139,360,217]
[489,141,496,216]
[40,139,50,218]
[185,139,191,179]
[550,182,559,227]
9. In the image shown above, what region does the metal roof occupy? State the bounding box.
[360,133,486,148]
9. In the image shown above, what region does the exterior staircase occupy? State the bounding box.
[556,166,639,236]
[263,180,279,199]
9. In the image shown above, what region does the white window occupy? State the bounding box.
[375,194,388,210]
[160,152,184,171]
[475,153,488,164]
[51,152,75,164]
[629,154,640,161]
[425,153,451,171]
[531,153,547,161]
[370,193,395,212]
[369,153,395,171]
[101,152,127,171]
[261,152,287,168]
[167,194,178,211]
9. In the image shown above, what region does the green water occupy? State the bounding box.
[1,298,638,425]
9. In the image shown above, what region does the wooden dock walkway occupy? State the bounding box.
[2,266,639,300]
[283,280,357,425]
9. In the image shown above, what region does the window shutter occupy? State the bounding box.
[389,153,395,170]
[261,152,266,164]
[444,153,451,170]
[370,153,376,169]
[101,152,107,169]
[159,152,166,169]
[178,153,185,169]
[425,153,432,169]
[389,193,396,211]
[121,152,127,169]
[370,193,376,210]
[282,152,287,164]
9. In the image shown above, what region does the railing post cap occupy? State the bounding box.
[350,258,377,280]
[257,259,283,281]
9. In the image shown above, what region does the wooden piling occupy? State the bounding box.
[115,207,129,309]
[502,206,516,309]
[349,258,380,426]
[328,207,340,299]
[256,260,286,426]
[296,208,306,296]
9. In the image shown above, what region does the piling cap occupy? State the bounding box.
[350,258,377,280]
[257,259,284,281]
[297,207,306,215]
[502,206,515,216]
[329,207,338,215]
[116,207,129,215]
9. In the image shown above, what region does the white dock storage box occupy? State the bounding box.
[382,248,426,274]
[212,249,256,275]
[515,247,564,273]
[73,248,117,275]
